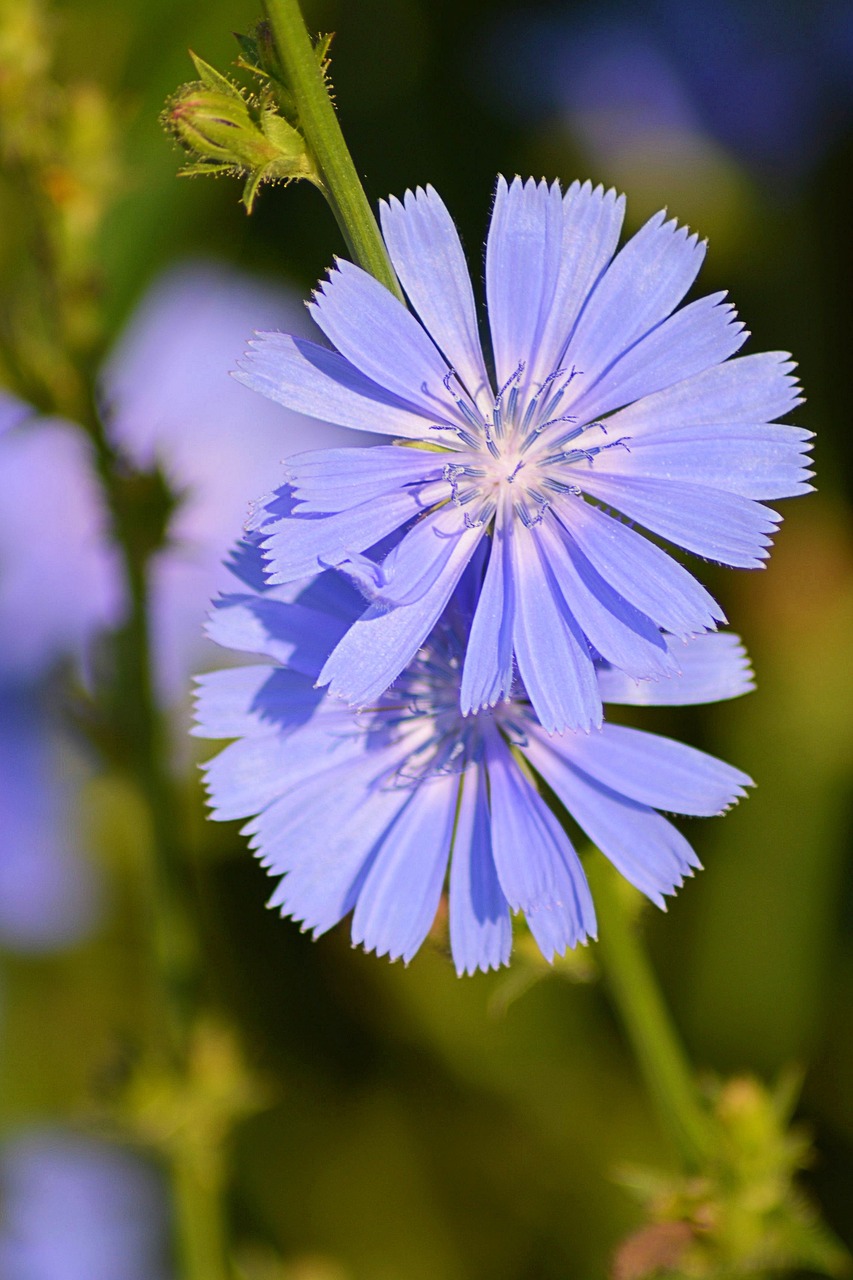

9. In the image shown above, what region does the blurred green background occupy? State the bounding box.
[2,0,853,1275]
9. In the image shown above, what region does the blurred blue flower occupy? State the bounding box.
[194,544,753,974]
[0,687,101,950]
[0,409,120,951]
[104,261,356,701]
[238,179,810,733]
[0,262,351,949]
[487,0,853,188]
[0,409,121,683]
[0,1130,172,1280]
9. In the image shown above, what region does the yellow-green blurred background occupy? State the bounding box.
[2,0,852,1276]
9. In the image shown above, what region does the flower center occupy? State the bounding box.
[432,361,630,530]
[369,608,530,783]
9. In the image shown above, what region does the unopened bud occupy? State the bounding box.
[162,54,318,211]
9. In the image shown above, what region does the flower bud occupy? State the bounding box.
[162,54,318,211]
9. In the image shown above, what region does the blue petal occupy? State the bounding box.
[380,187,492,411]
[486,176,566,395]
[557,498,724,637]
[528,180,625,391]
[192,666,326,739]
[460,503,516,714]
[309,259,456,421]
[319,523,484,706]
[235,331,433,439]
[224,537,272,592]
[294,565,371,619]
[351,771,459,962]
[576,472,780,568]
[523,733,700,907]
[563,210,706,416]
[511,527,602,733]
[535,518,675,680]
[604,351,802,435]
[259,748,412,937]
[549,723,752,817]
[597,632,754,706]
[590,423,814,500]
[485,731,596,958]
[205,593,353,676]
[376,505,477,607]
[262,485,435,583]
[287,445,445,513]
[449,765,512,975]
[568,292,746,424]
[202,721,365,822]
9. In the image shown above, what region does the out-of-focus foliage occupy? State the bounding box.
[1,0,852,1277]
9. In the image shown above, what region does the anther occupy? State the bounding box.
[495,360,525,407]
[430,423,478,448]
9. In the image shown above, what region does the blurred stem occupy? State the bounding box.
[172,1145,231,1280]
[261,0,403,299]
[82,409,228,1280]
[587,856,717,1169]
[0,12,229,1275]
[75,401,201,1064]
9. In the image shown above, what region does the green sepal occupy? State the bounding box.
[613,1073,852,1278]
[162,50,322,212]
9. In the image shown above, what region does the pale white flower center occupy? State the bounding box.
[432,361,628,529]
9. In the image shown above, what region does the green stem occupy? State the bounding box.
[172,1145,231,1280]
[261,0,404,299]
[2,47,230,1280]
[83,410,229,1280]
[586,856,716,1169]
[116,523,198,1059]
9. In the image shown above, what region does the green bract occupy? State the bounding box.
[163,52,319,211]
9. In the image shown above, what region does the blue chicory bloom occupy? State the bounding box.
[237,177,811,733]
[194,545,753,975]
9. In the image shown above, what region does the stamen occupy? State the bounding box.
[515,496,551,528]
[542,477,582,496]
[536,367,583,426]
[558,447,598,465]
[482,423,501,459]
[457,398,485,432]
[463,497,496,529]
[429,422,478,448]
[495,360,525,407]
[442,365,489,438]
[444,461,488,508]
[491,361,525,439]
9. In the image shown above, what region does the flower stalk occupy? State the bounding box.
[259,0,403,298]
[585,855,716,1168]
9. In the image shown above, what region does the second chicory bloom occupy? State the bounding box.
[238,176,811,733]
[194,546,752,975]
